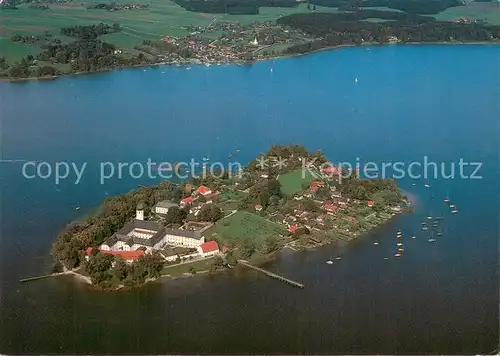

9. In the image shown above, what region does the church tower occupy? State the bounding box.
[136,202,144,221]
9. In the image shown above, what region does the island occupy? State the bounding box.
[1,0,500,80]
[51,144,412,290]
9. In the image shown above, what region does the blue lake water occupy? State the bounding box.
[0,44,498,354]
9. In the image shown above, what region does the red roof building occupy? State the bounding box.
[198,240,220,256]
[85,247,94,256]
[196,185,212,196]
[311,185,319,192]
[98,249,145,261]
[255,204,263,211]
[323,167,339,175]
[324,204,339,214]
[367,201,375,207]
[181,196,193,205]
[311,180,325,187]
[289,225,298,233]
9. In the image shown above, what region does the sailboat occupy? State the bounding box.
[424,179,430,188]
[396,231,403,247]
[75,206,80,210]
[444,192,450,204]
[373,240,379,245]
[354,77,359,84]
[326,260,333,265]
[428,230,436,243]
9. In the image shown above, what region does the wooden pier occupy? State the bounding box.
[238,260,304,289]
[20,272,65,283]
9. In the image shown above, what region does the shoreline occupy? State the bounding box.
[1,41,498,84]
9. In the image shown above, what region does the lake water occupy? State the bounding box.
[1,44,499,354]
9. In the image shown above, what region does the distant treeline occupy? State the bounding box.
[173,0,298,14]
[60,23,120,39]
[87,3,149,10]
[308,0,463,14]
[172,0,463,14]
[278,11,500,54]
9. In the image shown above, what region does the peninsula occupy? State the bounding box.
[51,145,411,289]
[1,1,500,80]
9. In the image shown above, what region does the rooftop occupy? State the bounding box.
[155,200,178,209]
[200,240,219,253]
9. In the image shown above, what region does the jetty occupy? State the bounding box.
[20,272,66,283]
[238,260,304,289]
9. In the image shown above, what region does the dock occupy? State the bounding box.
[20,272,65,283]
[238,260,304,289]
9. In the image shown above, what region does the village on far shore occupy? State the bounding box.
[52,144,412,289]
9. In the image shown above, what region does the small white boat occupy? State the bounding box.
[383,257,389,260]
[412,236,416,239]
[186,67,191,71]
[75,206,80,210]
[270,68,273,73]
[326,260,333,265]
[427,216,433,220]
[428,238,436,242]
[394,252,401,257]
[397,242,403,247]
[335,257,342,260]
[373,241,379,245]
[451,209,458,214]
[354,77,358,84]
[422,227,428,231]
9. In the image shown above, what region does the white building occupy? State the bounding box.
[197,240,220,257]
[163,228,205,248]
[154,200,178,215]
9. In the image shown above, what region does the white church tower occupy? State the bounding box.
[136,202,144,221]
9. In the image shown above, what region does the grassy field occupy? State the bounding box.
[161,258,212,276]
[433,2,500,25]
[278,168,315,196]
[0,0,341,62]
[204,210,286,245]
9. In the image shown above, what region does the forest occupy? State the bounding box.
[277,11,500,54]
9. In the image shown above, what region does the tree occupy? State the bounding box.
[198,204,223,222]
[240,240,255,259]
[113,257,129,281]
[262,236,279,254]
[165,206,186,224]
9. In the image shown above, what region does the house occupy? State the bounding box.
[255,204,263,211]
[100,219,165,253]
[367,201,375,207]
[324,204,339,215]
[163,227,205,248]
[198,240,220,257]
[311,185,319,192]
[196,185,212,196]
[289,224,298,233]
[315,215,325,224]
[311,180,325,187]
[180,196,193,207]
[154,200,178,215]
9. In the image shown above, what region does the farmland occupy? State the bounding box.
[204,211,286,246]
[0,0,338,62]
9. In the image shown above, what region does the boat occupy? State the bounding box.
[202,156,210,162]
[451,209,458,214]
[373,241,379,245]
[75,206,80,210]
[354,77,358,84]
[424,180,430,188]
[427,215,433,220]
[421,222,427,225]
[422,226,428,231]
[383,257,389,260]
[326,260,333,265]
[394,252,401,257]
[428,231,436,242]
[436,232,443,236]
[186,67,191,70]
[228,154,233,158]
[396,231,403,247]
[236,149,240,153]
[335,257,342,260]
[444,197,450,204]
[270,68,273,73]
[449,204,456,209]
[398,247,404,252]
[412,235,416,239]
